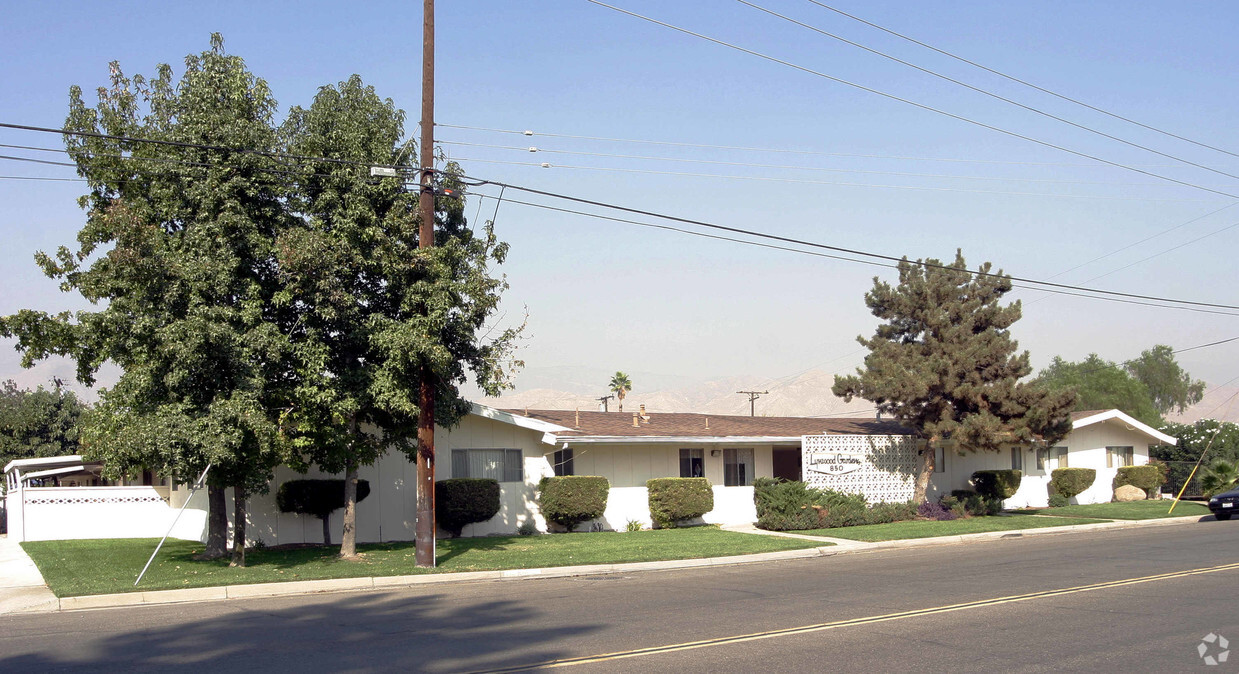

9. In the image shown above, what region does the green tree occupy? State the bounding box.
[1153,420,1239,497]
[0,35,289,565]
[1125,345,1205,416]
[610,372,632,413]
[278,77,522,557]
[832,251,1076,502]
[1201,460,1239,498]
[1034,355,1162,427]
[0,380,89,491]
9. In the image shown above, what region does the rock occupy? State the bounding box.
[1114,484,1146,502]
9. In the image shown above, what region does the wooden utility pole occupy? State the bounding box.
[737,390,768,417]
[414,0,436,568]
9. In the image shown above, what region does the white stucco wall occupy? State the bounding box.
[928,419,1156,508]
[9,486,187,542]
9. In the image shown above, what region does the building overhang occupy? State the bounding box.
[1072,409,1176,445]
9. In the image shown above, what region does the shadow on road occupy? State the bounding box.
[0,587,601,672]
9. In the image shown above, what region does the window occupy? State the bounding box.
[680,449,704,478]
[451,448,523,482]
[723,448,754,486]
[552,448,574,476]
[1011,447,1023,471]
[1035,448,1049,472]
[934,446,945,473]
[1054,446,1068,468]
[1107,446,1134,468]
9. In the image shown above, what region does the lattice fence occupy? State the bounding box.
[26,493,168,505]
[801,434,919,503]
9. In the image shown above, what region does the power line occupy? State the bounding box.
[803,0,1239,160]
[437,123,1176,169]
[738,0,1239,182]
[452,157,1216,203]
[463,173,1239,311]
[584,1,1239,201]
[442,140,1216,188]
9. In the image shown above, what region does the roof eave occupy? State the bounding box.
[1071,409,1176,445]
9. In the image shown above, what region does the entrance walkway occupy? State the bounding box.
[0,534,58,614]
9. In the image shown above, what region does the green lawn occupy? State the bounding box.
[1022,499,1212,520]
[22,527,825,597]
[793,513,1109,542]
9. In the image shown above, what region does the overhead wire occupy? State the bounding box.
[737,0,1239,182]
[584,1,1239,201]
[462,173,1239,312]
[803,0,1239,160]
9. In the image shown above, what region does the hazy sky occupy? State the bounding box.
[2,1,1237,401]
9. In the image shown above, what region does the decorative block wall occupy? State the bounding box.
[802,434,919,502]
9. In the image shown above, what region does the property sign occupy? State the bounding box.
[806,451,864,476]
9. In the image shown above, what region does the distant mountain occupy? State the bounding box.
[474,369,878,419]
[1165,386,1239,424]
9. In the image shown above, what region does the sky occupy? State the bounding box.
[1,1,1237,403]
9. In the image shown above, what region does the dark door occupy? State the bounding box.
[772,447,802,481]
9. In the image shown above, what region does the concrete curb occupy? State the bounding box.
[15,513,1211,614]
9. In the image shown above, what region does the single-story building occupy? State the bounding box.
[4,405,1173,544]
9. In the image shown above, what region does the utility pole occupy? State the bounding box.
[414,0,436,568]
[597,394,615,412]
[737,390,768,417]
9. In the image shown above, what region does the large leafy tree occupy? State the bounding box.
[1034,354,1162,427]
[1125,345,1205,416]
[0,35,289,565]
[0,380,89,491]
[277,76,522,558]
[833,251,1076,502]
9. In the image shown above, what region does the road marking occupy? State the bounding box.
[473,561,1239,672]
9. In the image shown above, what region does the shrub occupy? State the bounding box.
[625,519,644,532]
[950,489,978,501]
[1114,465,1165,492]
[276,479,372,545]
[754,477,826,531]
[918,500,958,521]
[972,470,1023,500]
[517,519,538,536]
[537,476,610,531]
[647,477,714,528]
[1048,493,1070,508]
[436,478,501,537]
[1051,467,1097,500]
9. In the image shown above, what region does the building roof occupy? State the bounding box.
[1070,409,1175,445]
[499,408,911,444]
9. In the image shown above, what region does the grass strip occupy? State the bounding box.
[23,527,825,597]
[1020,499,1211,520]
[794,513,1109,542]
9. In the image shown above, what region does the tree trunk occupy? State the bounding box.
[341,460,358,558]
[196,485,228,560]
[913,444,936,503]
[230,486,247,568]
[321,515,331,545]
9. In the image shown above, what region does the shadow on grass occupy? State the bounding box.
[0,587,602,672]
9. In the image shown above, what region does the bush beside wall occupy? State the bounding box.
[972,470,1023,500]
[538,476,610,531]
[436,478,501,538]
[1051,467,1097,500]
[647,478,714,528]
[1114,465,1165,492]
[753,478,920,530]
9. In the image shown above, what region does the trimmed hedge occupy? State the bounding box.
[276,479,371,545]
[1114,465,1165,492]
[754,478,919,530]
[436,478,501,537]
[1051,467,1096,499]
[537,476,610,531]
[972,470,1023,500]
[647,477,714,528]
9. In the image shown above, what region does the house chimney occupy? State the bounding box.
[705,417,709,430]
[632,413,639,428]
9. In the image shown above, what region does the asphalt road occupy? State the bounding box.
[2,521,1237,673]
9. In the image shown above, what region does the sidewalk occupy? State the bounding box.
[0,534,58,614]
[0,514,1207,615]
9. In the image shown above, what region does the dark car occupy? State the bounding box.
[1208,487,1239,520]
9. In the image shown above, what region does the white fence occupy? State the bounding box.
[5,486,193,543]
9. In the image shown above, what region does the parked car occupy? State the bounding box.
[1208,486,1239,520]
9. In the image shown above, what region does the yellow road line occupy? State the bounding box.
[473,561,1239,672]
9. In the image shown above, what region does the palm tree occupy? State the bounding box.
[609,372,632,413]
[1201,459,1239,497]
